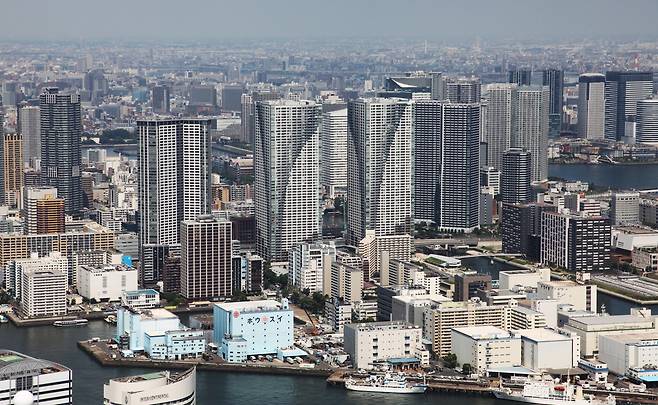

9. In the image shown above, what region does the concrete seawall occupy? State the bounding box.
[78,340,333,378]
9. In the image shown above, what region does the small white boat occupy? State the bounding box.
[104,315,117,324]
[53,319,89,327]
[345,373,427,394]
[0,315,8,323]
[493,378,615,405]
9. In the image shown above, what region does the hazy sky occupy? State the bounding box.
[2,0,657,42]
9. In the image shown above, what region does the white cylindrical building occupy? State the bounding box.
[103,368,196,405]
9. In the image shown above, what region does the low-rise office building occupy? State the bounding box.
[451,326,521,374]
[499,268,550,290]
[391,294,451,327]
[509,304,547,331]
[423,300,510,356]
[535,280,597,312]
[632,247,658,272]
[599,333,658,377]
[5,251,69,300]
[213,299,294,363]
[325,298,353,333]
[103,368,196,405]
[121,289,160,309]
[518,328,580,370]
[116,307,183,352]
[77,264,138,302]
[20,267,67,318]
[563,309,658,356]
[377,285,428,321]
[289,242,336,293]
[344,321,424,370]
[612,226,658,252]
[144,330,206,360]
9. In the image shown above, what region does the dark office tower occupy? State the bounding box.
[240,90,281,144]
[636,99,658,145]
[604,71,654,141]
[221,84,244,112]
[501,202,556,260]
[151,85,170,113]
[438,103,481,233]
[430,72,445,100]
[189,85,217,107]
[541,211,611,272]
[81,174,93,208]
[542,69,564,137]
[501,148,532,204]
[445,78,481,103]
[162,255,181,294]
[83,69,108,104]
[39,88,82,214]
[418,102,480,232]
[1,82,18,106]
[508,69,532,86]
[414,100,441,223]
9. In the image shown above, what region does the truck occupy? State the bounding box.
[628,383,646,393]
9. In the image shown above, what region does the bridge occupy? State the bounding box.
[451,252,524,259]
[414,237,499,247]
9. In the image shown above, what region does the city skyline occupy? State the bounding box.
[1,3,658,404]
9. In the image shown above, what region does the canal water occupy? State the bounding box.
[548,163,658,190]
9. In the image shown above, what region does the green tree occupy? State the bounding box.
[462,363,473,375]
[230,290,248,302]
[442,353,458,369]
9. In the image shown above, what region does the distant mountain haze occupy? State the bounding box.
[1,0,657,41]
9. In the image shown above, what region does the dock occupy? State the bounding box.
[78,340,333,378]
[326,371,658,403]
[326,370,492,395]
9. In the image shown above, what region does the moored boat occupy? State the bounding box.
[53,319,89,327]
[493,378,615,405]
[345,373,427,394]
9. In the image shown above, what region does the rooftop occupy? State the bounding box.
[215,299,285,313]
[614,226,658,235]
[113,371,167,383]
[452,325,513,340]
[517,328,572,342]
[346,321,420,332]
[124,289,159,296]
[122,307,178,320]
[599,332,658,345]
[0,350,69,380]
[569,314,656,327]
[393,294,451,305]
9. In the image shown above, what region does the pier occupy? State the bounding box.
[78,340,333,378]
